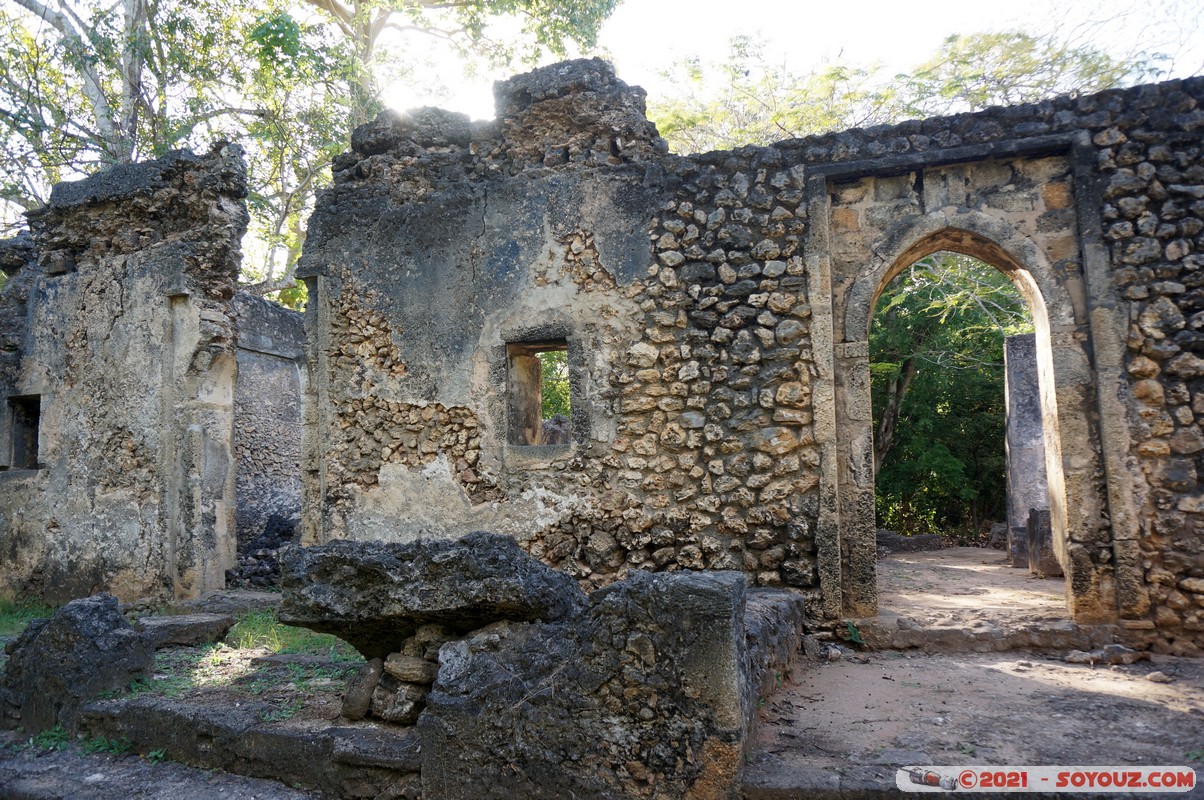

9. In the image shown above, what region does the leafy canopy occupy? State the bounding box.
[649,30,1163,153]
[0,0,618,305]
[871,254,1032,538]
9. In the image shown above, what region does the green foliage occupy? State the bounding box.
[871,254,1032,538]
[82,734,133,755]
[260,699,304,722]
[0,597,55,637]
[227,609,359,660]
[649,30,1161,153]
[845,621,865,646]
[28,725,71,751]
[651,36,896,154]
[146,747,168,765]
[250,13,305,67]
[897,32,1164,117]
[538,349,571,419]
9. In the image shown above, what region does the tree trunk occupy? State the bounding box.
[873,356,916,473]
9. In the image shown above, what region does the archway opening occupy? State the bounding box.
[868,249,1069,627]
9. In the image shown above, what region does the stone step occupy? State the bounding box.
[135,613,235,649]
[850,612,1122,654]
[79,695,420,798]
[743,758,902,799]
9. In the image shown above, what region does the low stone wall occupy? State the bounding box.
[277,534,807,799]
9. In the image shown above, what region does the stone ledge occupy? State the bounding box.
[849,613,1123,653]
[79,696,420,798]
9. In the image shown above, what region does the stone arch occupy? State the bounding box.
[842,208,1070,344]
[831,206,1111,624]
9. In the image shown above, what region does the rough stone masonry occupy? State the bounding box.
[295,59,1203,652]
[0,58,1201,652]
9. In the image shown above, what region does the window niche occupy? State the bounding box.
[506,340,571,447]
[8,395,41,469]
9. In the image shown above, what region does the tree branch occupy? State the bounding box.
[11,0,122,157]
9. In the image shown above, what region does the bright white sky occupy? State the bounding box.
[380,0,1204,121]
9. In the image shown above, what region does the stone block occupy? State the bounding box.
[1027,509,1063,578]
[279,531,587,659]
[420,570,750,799]
[0,594,153,731]
[136,613,236,649]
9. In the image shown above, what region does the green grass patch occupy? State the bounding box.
[260,699,305,723]
[227,609,359,661]
[26,725,72,751]
[0,598,56,637]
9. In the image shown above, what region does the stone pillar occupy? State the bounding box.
[1004,334,1049,569]
[1027,509,1061,578]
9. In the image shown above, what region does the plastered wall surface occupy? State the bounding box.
[0,147,248,602]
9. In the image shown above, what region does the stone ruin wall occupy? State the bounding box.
[296,60,826,611]
[0,146,249,603]
[779,82,1204,649]
[231,292,305,553]
[0,58,1198,651]
[300,60,1202,650]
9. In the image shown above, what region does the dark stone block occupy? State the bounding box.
[0,594,153,732]
[136,613,235,649]
[279,531,587,659]
[420,570,749,800]
[1027,509,1063,578]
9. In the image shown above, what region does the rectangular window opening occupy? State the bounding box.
[9,394,40,469]
[507,341,571,446]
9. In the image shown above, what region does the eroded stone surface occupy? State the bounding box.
[136,613,235,649]
[0,594,153,731]
[278,531,586,658]
[420,570,749,800]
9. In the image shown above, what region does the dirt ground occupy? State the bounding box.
[755,650,1203,769]
[748,547,1204,796]
[0,728,326,799]
[877,547,1070,629]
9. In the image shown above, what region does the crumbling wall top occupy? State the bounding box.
[323,58,666,216]
[0,232,35,278]
[25,143,249,295]
[493,57,667,168]
[776,75,1204,168]
[41,144,247,212]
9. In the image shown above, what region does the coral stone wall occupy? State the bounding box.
[232,292,305,548]
[297,60,826,604]
[0,146,248,603]
[302,61,1202,647]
